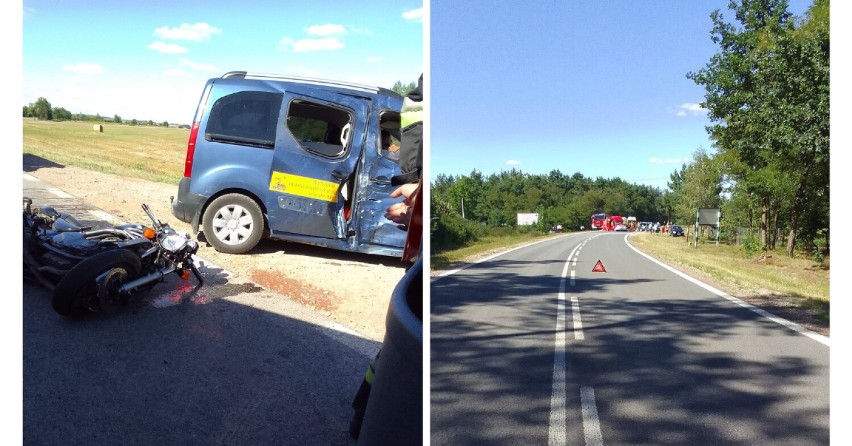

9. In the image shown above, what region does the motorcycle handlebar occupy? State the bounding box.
[141,203,162,230]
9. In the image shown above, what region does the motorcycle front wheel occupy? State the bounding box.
[51,249,142,316]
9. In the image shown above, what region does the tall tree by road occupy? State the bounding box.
[688,0,829,256]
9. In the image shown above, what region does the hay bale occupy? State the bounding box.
[93,124,103,132]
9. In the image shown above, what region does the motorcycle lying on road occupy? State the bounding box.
[23,197,203,316]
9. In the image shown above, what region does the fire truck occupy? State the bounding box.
[591,213,606,230]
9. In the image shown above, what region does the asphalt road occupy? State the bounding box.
[430,232,829,446]
[23,173,382,445]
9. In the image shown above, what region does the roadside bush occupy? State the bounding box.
[432,214,486,253]
[740,233,763,257]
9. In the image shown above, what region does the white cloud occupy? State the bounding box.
[506,160,521,166]
[163,69,192,78]
[349,27,374,35]
[154,23,221,42]
[649,157,689,165]
[306,24,346,36]
[676,102,707,117]
[180,59,218,72]
[61,63,103,75]
[402,8,423,21]
[278,37,345,52]
[147,41,188,54]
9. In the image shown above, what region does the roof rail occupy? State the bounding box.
[219,71,385,95]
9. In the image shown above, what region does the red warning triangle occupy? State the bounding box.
[592,260,607,273]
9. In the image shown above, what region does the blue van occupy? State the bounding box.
[170,71,408,256]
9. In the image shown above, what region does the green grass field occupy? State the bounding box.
[23,119,189,184]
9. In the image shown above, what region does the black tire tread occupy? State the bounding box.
[51,250,142,316]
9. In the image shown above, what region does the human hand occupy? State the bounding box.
[385,183,420,226]
[390,183,419,200]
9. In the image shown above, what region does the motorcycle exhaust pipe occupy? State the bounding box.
[116,265,176,294]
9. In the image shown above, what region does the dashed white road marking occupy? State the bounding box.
[549,244,580,446]
[571,296,584,340]
[581,386,604,446]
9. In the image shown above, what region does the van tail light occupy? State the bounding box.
[183,121,200,178]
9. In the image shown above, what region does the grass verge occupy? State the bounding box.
[431,232,564,270]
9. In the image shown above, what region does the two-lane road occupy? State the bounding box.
[431,232,829,445]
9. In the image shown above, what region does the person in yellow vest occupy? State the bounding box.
[384,74,423,229]
[351,74,423,440]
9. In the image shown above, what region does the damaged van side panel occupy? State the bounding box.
[171,72,408,257]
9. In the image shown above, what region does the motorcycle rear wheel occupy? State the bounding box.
[51,250,142,316]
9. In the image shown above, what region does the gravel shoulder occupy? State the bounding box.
[23,159,408,342]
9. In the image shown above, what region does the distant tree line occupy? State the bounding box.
[433,0,829,259]
[431,169,671,252]
[391,79,418,97]
[23,97,179,127]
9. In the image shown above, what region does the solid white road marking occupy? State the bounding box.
[624,234,829,347]
[581,386,604,446]
[549,243,582,446]
[23,173,39,182]
[89,210,125,225]
[46,188,74,199]
[431,234,573,282]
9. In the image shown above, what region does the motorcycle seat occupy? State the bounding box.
[53,215,88,232]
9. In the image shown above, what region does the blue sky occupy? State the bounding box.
[22,0,423,125]
[429,0,817,191]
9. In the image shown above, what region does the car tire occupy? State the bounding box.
[202,193,265,254]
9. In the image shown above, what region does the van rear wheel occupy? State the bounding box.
[202,194,264,254]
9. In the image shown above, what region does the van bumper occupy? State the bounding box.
[171,177,207,231]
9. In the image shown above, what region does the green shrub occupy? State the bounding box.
[741,233,763,257]
[432,214,486,253]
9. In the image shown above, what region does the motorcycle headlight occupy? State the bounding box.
[162,234,188,252]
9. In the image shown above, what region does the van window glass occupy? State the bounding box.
[205,91,282,149]
[286,100,352,158]
[378,111,402,163]
[378,129,401,164]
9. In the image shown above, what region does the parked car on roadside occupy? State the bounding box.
[670,225,684,237]
[170,71,408,256]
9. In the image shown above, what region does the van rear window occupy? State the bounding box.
[206,91,283,148]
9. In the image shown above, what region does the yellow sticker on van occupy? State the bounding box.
[269,172,339,202]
